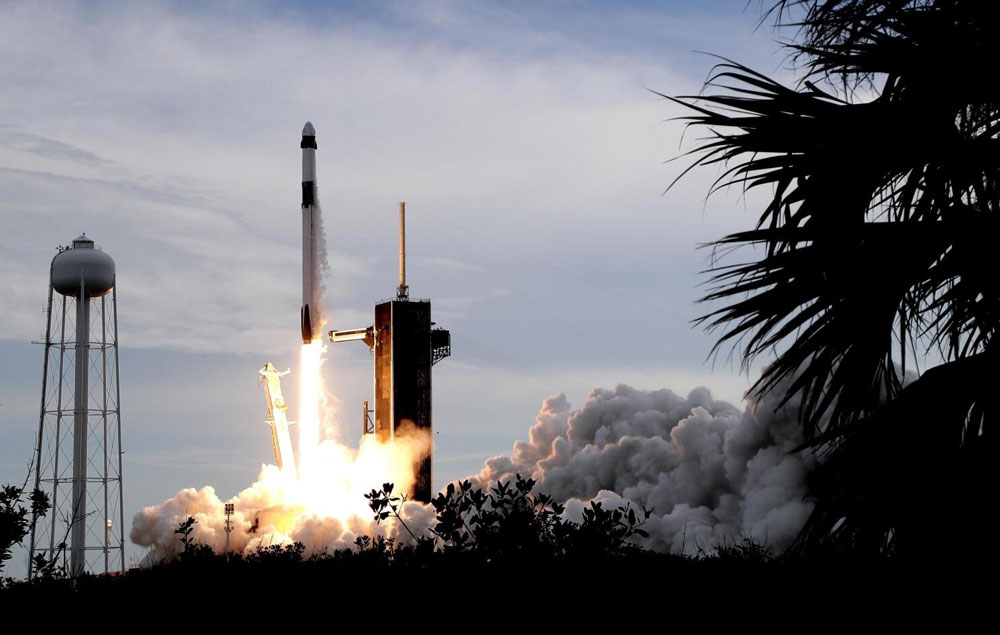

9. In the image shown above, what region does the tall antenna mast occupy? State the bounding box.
[396,201,408,300]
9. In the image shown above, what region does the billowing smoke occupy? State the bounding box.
[132,379,815,561]
[130,428,434,563]
[473,383,816,554]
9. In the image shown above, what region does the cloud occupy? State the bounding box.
[0,0,725,358]
[0,128,111,166]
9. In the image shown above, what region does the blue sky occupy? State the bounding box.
[0,0,794,572]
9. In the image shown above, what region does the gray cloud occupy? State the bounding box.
[0,2,778,364]
[0,128,111,166]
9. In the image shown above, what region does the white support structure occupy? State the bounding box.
[259,362,296,478]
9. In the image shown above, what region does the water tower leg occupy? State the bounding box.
[70,283,89,577]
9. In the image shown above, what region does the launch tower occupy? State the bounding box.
[330,203,450,502]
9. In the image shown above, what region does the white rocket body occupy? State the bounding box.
[301,121,320,344]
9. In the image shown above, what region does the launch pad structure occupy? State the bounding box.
[330,202,450,502]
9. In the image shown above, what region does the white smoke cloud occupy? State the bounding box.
[131,381,815,561]
[130,433,437,564]
[473,383,816,555]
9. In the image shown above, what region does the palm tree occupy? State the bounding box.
[669,0,998,555]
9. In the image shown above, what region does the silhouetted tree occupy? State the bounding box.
[1,483,50,579]
[669,0,998,555]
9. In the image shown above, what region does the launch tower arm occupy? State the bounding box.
[329,326,375,349]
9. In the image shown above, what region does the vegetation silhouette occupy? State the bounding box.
[666,0,997,557]
[365,476,652,562]
[1,478,914,617]
[1,478,51,582]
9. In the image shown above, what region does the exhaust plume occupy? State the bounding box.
[130,429,435,563]
[131,376,816,560]
[473,383,817,554]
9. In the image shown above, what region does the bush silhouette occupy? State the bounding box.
[1,483,50,582]
[366,475,652,562]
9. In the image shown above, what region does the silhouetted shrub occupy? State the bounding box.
[366,475,652,563]
[1,482,50,584]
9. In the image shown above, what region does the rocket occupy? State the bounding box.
[300,121,321,344]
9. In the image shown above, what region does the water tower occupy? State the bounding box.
[28,234,124,578]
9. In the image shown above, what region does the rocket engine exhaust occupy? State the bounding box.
[301,121,321,344]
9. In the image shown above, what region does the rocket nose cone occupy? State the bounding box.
[302,121,315,136]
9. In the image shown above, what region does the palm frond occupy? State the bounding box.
[670,0,1000,554]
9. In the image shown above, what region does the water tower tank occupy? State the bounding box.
[51,234,115,297]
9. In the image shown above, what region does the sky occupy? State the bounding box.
[0,0,797,572]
